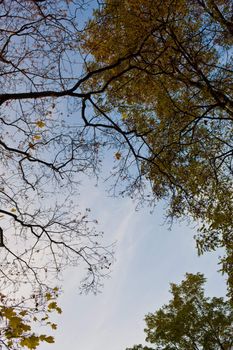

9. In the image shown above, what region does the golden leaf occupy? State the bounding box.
[115,152,121,160]
[36,121,46,128]
[122,112,128,120]
[33,135,41,140]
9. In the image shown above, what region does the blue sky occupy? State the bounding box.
[0,2,230,350]
[39,178,227,350]
[35,2,227,349]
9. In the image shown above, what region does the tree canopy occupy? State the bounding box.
[126,273,233,350]
[0,0,232,346]
[81,0,233,297]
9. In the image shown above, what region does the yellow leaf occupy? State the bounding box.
[3,307,15,318]
[44,336,55,344]
[56,306,62,314]
[9,316,21,329]
[122,112,128,120]
[20,335,40,349]
[19,310,28,316]
[11,208,16,212]
[47,302,57,310]
[36,121,46,128]
[33,135,41,140]
[45,293,52,301]
[115,152,121,160]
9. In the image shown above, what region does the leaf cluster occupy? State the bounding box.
[126,274,233,350]
[0,288,61,350]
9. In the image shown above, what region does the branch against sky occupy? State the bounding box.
[0,0,116,300]
[0,0,232,313]
[0,1,232,348]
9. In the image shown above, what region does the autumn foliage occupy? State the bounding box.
[0,289,61,349]
[82,0,233,297]
[0,0,232,347]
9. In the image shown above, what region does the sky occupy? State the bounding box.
[0,2,228,349]
[38,177,227,350]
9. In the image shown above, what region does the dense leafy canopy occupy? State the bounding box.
[82,0,233,297]
[126,273,233,350]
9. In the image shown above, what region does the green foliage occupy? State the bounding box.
[126,273,233,350]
